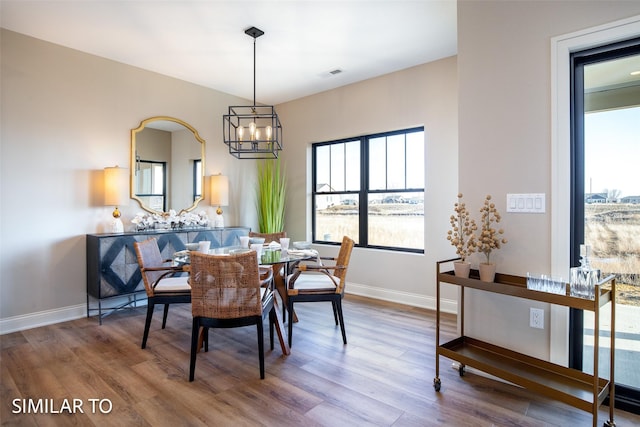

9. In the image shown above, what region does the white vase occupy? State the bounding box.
[479,262,496,282]
[454,261,471,278]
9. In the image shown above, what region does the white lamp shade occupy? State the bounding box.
[210,175,229,206]
[104,166,129,206]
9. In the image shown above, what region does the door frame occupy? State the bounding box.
[551,14,640,413]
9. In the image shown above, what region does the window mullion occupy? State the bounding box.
[360,137,368,247]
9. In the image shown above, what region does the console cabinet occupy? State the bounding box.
[434,258,615,427]
[86,227,250,322]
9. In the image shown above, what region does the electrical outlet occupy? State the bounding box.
[530,308,544,329]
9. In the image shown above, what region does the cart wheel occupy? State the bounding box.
[433,377,441,392]
[458,364,466,376]
[603,419,616,427]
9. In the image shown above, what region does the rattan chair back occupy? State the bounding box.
[333,236,355,294]
[249,231,286,243]
[190,251,263,319]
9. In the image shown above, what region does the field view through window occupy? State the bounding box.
[313,129,424,251]
[583,105,639,390]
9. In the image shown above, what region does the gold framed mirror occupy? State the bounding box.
[130,116,206,215]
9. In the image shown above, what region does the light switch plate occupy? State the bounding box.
[507,193,545,213]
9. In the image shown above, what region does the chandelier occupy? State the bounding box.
[223,27,283,159]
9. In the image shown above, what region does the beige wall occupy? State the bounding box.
[277,57,460,304]
[0,29,261,329]
[0,28,459,331]
[457,1,640,360]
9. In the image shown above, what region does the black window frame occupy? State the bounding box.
[312,126,425,253]
[134,160,167,212]
[193,159,202,201]
[570,37,640,414]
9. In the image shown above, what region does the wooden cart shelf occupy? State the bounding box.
[434,259,616,427]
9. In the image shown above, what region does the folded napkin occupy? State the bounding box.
[267,241,281,249]
[173,250,190,265]
[287,249,322,265]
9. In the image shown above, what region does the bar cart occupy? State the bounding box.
[434,258,616,427]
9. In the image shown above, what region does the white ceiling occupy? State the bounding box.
[0,0,458,105]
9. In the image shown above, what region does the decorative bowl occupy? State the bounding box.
[293,241,311,250]
[249,237,266,245]
[185,243,200,251]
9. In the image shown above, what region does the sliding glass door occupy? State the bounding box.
[571,39,640,413]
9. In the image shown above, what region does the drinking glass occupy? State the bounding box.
[250,243,263,262]
[280,237,290,251]
[198,241,211,253]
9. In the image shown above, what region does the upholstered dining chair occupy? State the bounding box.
[286,236,355,347]
[248,231,293,320]
[188,250,276,381]
[133,238,191,349]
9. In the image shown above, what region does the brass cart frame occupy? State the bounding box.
[434,258,615,427]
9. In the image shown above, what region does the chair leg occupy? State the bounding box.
[161,304,170,329]
[141,301,155,349]
[269,308,275,351]
[332,301,339,325]
[287,298,295,347]
[257,319,265,379]
[204,327,209,352]
[335,299,347,345]
[189,318,200,382]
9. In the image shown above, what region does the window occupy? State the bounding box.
[312,127,424,252]
[135,160,166,212]
[194,159,202,201]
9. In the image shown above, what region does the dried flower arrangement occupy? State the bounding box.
[447,193,477,262]
[477,195,507,264]
[131,210,209,231]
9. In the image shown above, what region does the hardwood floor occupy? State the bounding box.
[2,295,639,426]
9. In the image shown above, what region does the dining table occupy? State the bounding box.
[173,245,317,356]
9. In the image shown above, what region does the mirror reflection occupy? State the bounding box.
[131,116,205,215]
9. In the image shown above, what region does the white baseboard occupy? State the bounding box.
[2,285,457,335]
[346,281,458,314]
[0,304,87,335]
[0,294,149,335]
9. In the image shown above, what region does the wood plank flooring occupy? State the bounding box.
[2,295,639,426]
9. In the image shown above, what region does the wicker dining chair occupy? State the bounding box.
[133,238,191,349]
[286,236,355,347]
[249,231,293,320]
[188,250,276,381]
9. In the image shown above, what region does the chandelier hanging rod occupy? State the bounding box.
[245,26,264,108]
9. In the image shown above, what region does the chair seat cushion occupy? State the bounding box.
[288,273,339,293]
[154,277,191,293]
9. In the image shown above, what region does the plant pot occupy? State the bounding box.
[454,261,471,278]
[479,262,496,282]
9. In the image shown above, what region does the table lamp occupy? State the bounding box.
[210,174,229,228]
[104,166,129,233]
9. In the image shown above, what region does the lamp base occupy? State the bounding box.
[110,217,124,233]
[214,213,224,228]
